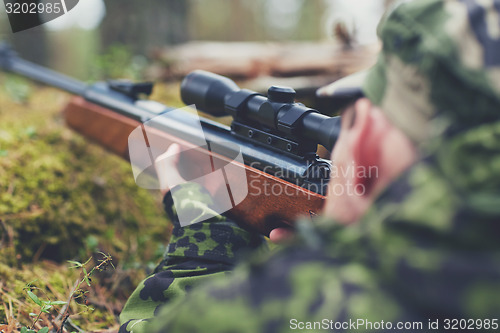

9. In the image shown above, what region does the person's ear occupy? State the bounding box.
[349,98,385,195]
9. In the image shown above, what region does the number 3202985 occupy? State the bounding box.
[5,2,61,14]
[444,319,498,330]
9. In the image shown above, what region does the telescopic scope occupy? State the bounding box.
[181,70,340,154]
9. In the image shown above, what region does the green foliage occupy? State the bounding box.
[0,261,82,330]
[19,253,114,332]
[89,44,148,81]
[3,74,32,103]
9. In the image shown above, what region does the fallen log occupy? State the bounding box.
[149,41,379,81]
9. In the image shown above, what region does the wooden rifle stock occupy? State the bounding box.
[63,97,325,235]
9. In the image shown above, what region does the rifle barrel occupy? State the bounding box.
[0,43,87,95]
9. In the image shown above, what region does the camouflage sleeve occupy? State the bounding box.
[142,224,407,333]
[119,182,266,333]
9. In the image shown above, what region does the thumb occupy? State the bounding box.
[156,143,182,168]
[155,143,184,194]
[165,143,182,163]
[269,227,296,244]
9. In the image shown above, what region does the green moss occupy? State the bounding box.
[0,76,179,265]
[0,68,186,330]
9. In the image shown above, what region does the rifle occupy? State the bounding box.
[0,43,340,235]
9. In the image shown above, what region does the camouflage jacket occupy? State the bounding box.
[119,122,500,333]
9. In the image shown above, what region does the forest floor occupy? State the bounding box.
[0,75,185,332]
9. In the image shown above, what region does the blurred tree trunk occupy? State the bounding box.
[99,0,189,55]
[295,0,326,41]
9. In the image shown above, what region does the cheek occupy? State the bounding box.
[329,115,354,163]
[327,135,354,195]
[330,132,352,168]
